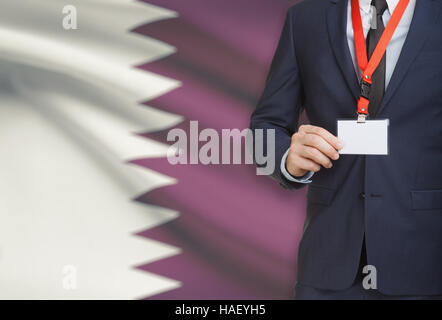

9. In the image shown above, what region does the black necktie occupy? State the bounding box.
[366,0,388,118]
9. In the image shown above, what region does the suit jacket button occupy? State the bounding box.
[359,192,366,199]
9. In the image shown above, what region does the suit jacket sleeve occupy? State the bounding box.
[250,8,305,190]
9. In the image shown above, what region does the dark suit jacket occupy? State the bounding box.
[250,0,442,295]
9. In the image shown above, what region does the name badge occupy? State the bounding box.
[337,119,389,155]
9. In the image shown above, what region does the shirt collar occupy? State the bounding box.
[359,0,399,14]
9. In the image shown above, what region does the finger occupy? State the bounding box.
[299,125,343,150]
[300,146,333,169]
[292,155,321,173]
[302,133,340,161]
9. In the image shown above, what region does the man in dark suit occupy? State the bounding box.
[250,0,442,299]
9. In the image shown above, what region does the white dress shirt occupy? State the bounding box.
[281,0,416,183]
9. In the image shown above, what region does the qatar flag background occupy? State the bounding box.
[0,0,306,299]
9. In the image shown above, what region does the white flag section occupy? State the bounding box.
[0,0,182,299]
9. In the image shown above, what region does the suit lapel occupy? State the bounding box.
[327,0,360,101]
[378,0,441,116]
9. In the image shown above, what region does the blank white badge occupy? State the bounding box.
[337,119,389,155]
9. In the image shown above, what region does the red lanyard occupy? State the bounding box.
[351,0,409,118]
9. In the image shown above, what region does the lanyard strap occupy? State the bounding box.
[351,0,409,117]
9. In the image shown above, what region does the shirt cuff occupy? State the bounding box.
[280,148,314,183]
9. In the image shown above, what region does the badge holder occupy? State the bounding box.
[337,0,410,155]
